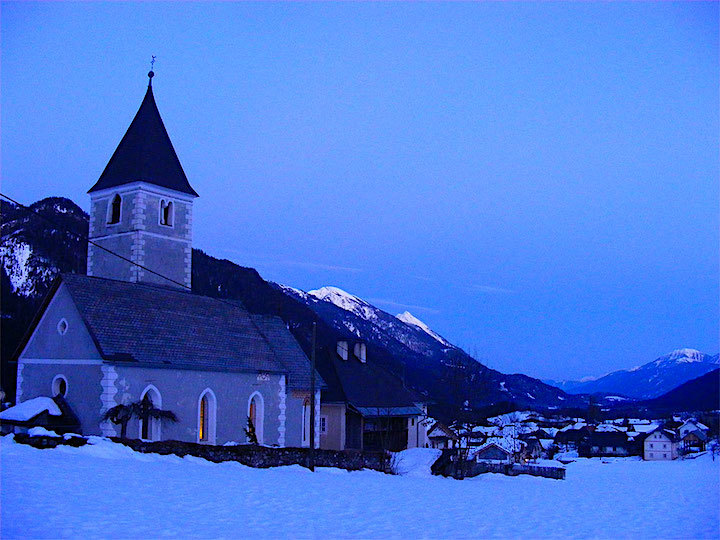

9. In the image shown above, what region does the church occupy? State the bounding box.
[12,71,322,447]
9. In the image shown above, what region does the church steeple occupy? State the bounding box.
[86,70,196,289]
[88,71,198,197]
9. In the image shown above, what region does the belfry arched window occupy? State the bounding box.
[159,200,174,227]
[108,194,121,224]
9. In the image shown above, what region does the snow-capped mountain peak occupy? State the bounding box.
[396,311,451,347]
[307,286,377,321]
[665,348,704,363]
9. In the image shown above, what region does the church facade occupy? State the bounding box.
[14,72,321,447]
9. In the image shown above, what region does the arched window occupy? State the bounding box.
[197,389,217,444]
[52,375,68,398]
[159,200,174,227]
[108,194,121,224]
[248,392,264,445]
[139,385,162,441]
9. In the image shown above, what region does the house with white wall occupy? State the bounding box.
[644,427,679,461]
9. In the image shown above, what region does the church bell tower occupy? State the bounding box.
[86,70,198,289]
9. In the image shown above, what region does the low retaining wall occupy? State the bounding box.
[10,434,389,473]
[118,438,389,472]
[479,462,566,480]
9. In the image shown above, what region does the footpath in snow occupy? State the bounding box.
[1,437,718,538]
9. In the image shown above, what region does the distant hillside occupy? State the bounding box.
[605,368,720,417]
[1,197,89,397]
[546,349,720,399]
[640,368,719,413]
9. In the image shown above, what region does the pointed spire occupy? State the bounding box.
[88,69,198,197]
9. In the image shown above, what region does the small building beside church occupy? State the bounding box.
[315,339,429,452]
[13,71,322,447]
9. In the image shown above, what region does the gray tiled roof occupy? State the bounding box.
[62,275,316,385]
[315,343,421,413]
[250,314,325,390]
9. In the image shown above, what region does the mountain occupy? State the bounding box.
[639,368,719,413]
[546,349,720,400]
[396,311,452,347]
[277,284,583,413]
[1,198,89,398]
[1,196,584,416]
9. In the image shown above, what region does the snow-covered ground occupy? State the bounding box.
[1,437,718,539]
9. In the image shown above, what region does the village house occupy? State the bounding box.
[8,72,323,447]
[315,340,429,452]
[644,427,679,461]
[473,439,516,463]
[579,431,636,458]
[427,421,458,449]
[678,419,709,438]
[680,430,707,453]
[554,424,592,451]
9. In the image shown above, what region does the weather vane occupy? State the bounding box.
[148,55,156,84]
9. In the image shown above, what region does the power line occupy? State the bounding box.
[0,192,190,290]
[1,190,327,353]
[1,191,326,394]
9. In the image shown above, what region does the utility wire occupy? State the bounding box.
[1,191,327,393]
[0,191,190,290]
[1,191,328,351]
[1,190,323,329]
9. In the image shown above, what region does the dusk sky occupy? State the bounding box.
[2,2,717,380]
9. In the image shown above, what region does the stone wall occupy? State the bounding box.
[119,438,389,471]
[11,434,389,472]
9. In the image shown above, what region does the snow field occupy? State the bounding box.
[1,437,718,539]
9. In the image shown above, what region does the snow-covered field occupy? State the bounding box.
[1,437,718,539]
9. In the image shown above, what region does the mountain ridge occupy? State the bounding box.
[545,349,719,399]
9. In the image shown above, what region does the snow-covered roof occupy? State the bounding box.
[559,421,587,432]
[427,422,458,440]
[631,422,660,434]
[538,438,555,450]
[0,397,61,422]
[595,424,626,433]
[680,420,709,432]
[477,437,524,454]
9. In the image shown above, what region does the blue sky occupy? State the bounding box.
[2,2,717,380]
